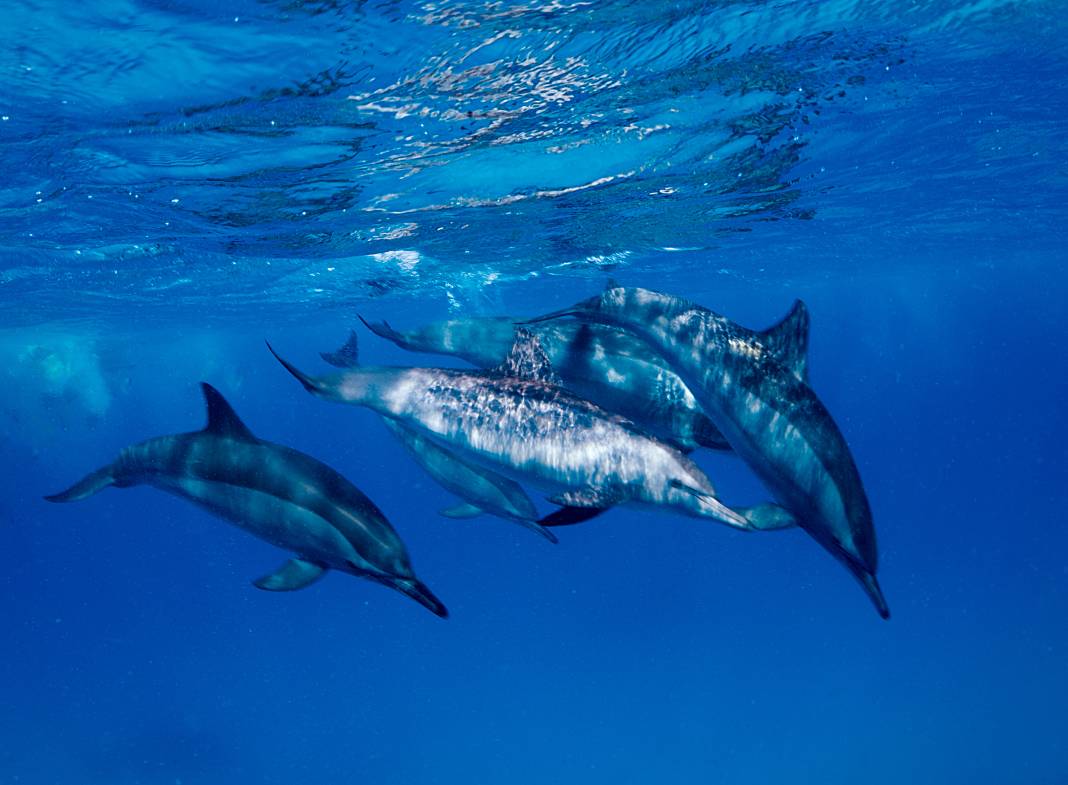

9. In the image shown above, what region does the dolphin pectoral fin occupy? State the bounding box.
[44,466,116,503]
[440,503,484,519]
[539,506,609,527]
[732,503,801,532]
[320,330,360,369]
[253,558,327,591]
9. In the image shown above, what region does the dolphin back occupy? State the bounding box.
[44,465,117,503]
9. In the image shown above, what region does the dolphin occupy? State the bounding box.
[381,418,558,543]
[44,383,447,617]
[323,332,555,542]
[527,287,889,619]
[269,331,792,532]
[356,315,735,452]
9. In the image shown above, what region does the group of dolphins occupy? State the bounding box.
[47,285,889,620]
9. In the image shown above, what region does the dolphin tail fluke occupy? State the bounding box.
[44,466,116,503]
[358,315,407,347]
[391,577,449,618]
[266,342,323,395]
[320,330,360,369]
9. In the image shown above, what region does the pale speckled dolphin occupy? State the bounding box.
[270,332,793,532]
[357,315,734,452]
[44,383,447,617]
[527,287,888,619]
[323,333,555,542]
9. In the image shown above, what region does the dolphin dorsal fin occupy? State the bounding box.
[320,330,359,369]
[759,300,810,382]
[495,328,561,384]
[201,383,256,440]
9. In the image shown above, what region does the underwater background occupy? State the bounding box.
[1,0,1066,782]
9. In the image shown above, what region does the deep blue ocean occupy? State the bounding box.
[2,1,1067,783]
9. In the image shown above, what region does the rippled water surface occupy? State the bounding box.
[1,1,1066,784]
[3,0,1063,321]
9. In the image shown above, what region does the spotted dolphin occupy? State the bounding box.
[357,315,734,451]
[528,287,888,619]
[321,336,555,542]
[44,383,447,617]
[270,331,791,532]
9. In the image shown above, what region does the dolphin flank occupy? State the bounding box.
[45,383,447,618]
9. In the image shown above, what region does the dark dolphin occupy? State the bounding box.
[527,287,888,619]
[322,331,553,541]
[44,383,446,617]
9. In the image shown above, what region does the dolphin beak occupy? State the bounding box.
[519,308,581,325]
[389,577,449,619]
[855,570,891,620]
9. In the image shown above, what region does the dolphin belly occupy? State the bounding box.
[154,476,375,574]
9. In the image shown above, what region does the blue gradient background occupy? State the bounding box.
[1,0,1066,783]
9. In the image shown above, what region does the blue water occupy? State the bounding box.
[2,0,1067,782]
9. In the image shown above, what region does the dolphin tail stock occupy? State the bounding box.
[266,342,326,396]
[44,465,117,503]
[387,576,449,618]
